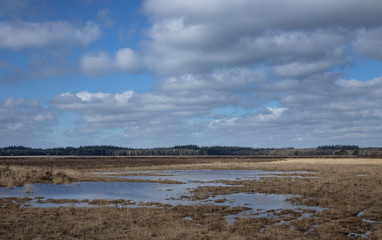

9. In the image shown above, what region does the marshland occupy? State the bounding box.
[1,156,382,239]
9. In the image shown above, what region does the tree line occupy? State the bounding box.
[1,145,382,157]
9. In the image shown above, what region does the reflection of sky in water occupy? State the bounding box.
[0,169,319,216]
[107,169,315,182]
[0,182,192,206]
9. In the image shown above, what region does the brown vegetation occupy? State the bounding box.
[0,165,79,188]
[0,205,287,240]
[0,156,280,171]
[1,157,382,239]
[0,156,279,187]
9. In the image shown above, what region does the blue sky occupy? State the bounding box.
[1,0,382,148]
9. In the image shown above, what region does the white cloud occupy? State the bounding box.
[80,48,140,75]
[272,59,346,78]
[52,91,134,113]
[73,0,381,79]
[141,15,350,75]
[3,0,382,148]
[158,68,265,92]
[143,0,382,30]
[74,0,382,76]
[336,77,382,89]
[0,97,55,146]
[353,27,382,59]
[79,53,116,75]
[136,0,382,75]
[0,19,102,81]
[0,20,101,50]
[48,68,382,147]
[52,69,266,138]
[115,48,140,72]
[145,26,343,74]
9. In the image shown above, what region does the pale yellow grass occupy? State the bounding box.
[245,158,382,173]
[275,158,382,165]
[114,161,277,172]
[120,158,382,172]
[3,157,382,239]
[0,165,83,187]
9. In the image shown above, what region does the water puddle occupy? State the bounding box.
[1,181,196,207]
[356,209,382,224]
[0,169,321,224]
[218,193,321,224]
[105,169,315,183]
[356,174,369,177]
[348,230,372,238]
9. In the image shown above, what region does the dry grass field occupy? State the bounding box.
[1,156,382,239]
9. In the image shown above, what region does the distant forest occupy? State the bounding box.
[1,145,382,157]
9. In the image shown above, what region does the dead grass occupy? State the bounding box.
[0,156,280,171]
[1,157,382,239]
[0,165,81,188]
[277,158,382,165]
[0,205,305,240]
[183,158,382,239]
[0,164,187,187]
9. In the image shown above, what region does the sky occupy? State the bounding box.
[1,0,382,148]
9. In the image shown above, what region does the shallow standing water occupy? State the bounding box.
[0,169,320,217]
[105,169,315,182]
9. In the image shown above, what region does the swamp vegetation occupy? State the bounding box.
[1,157,382,239]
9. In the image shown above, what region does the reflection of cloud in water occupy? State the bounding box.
[0,169,320,221]
[110,169,316,183]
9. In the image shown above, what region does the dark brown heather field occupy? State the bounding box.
[1,156,382,239]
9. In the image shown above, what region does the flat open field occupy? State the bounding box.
[1,156,382,239]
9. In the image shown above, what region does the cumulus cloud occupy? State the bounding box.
[0,20,101,50]
[52,91,134,114]
[206,73,382,146]
[115,48,140,71]
[49,66,382,147]
[143,0,382,30]
[4,0,382,147]
[80,48,140,75]
[135,0,382,75]
[271,58,347,78]
[79,53,116,75]
[0,18,101,81]
[0,97,55,146]
[51,68,266,139]
[75,0,381,76]
[336,77,382,89]
[144,26,349,75]
[353,27,382,59]
[335,77,382,100]
[158,68,265,92]
[76,0,382,78]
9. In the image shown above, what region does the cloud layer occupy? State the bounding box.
[77,0,382,77]
[50,70,382,147]
[0,98,55,146]
[80,48,140,75]
[1,0,382,147]
[0,21,100,50]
